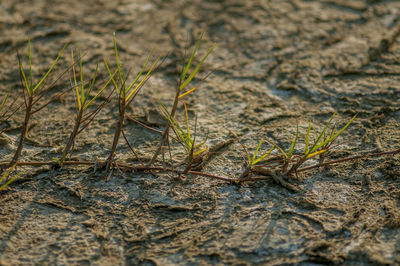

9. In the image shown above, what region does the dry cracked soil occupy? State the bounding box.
[1,0,400,265]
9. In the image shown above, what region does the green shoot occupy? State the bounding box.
[59,47,117,165]
[0,164,21,192]
[179,32,216,92]
[159,101,207,157]
[249,138,275,166]
[9,40,66,166]
[71,47,116,111]
[278,124,299,159]
[305,120,311,154]
[104,33,161,102]
[288,124,299,159]
[20,40,67,96]
[306,113,357,158]
[285,113,357,174]
[148,32,215,166]
[0,93,9,113]
[104,33,162,175]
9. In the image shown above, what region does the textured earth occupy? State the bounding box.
[1,0,400,265]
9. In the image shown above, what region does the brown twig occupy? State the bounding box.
[147,84,181,166]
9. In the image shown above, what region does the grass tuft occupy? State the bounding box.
[103,33,162,177]
[59,47,117,165]
[148,32,215,166]
[9,40,66,166]
[1,34,397,191]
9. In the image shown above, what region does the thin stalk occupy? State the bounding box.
[60,108,84,165]
[105,98,126,175]
[182,140,195,175]
[147,84,181,166]
[121,129,143,166]
[0,160,234,182]
[0,148,398,185]
[8,96,33,166]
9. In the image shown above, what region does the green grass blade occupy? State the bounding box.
[305,120,311,154]
[180,32,204,84]
[251,138,263,164]
[159,101,190,148]
[126,52,161,101]
[113,33,124,90]
[328,114,357,143]
[125,49,152,96]
[159,102,183,137]
[311,139,331,153]
[83,69,117,111]
[0,93,9,112]
[0,172,20,192]
[184,103,190,140]
[0,164,21,192]
[179,42,216,91]
[28,39,33,90]
[178,86,198,98]
[79,47,84,104]
[310,114,356,153]
[0,166,12,183]
[71,49,81,110]
[309,113,335,153]
[252,144,275,165]
[306,149,327,159]
[104,58,121,96]
[328,125,337,142]
[32,43,67,93]
[193,146,207,156]
[288,124,299,159]
[277,145,288,159]
[19,60,31,96]
[84,62,99,105]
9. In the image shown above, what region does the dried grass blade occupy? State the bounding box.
[178,86,198,98]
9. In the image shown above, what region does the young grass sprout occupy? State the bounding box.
[160,101,207,173]
[237,113,358,190]
[249,138,275,167]
[1,36,399,192]
[284,113,357,176]
[8,40,66,167]
[58,47,117,166]
[103,33,162,176]
[0,164,21,192]
[148,32,215,166]
[235,135,275,179]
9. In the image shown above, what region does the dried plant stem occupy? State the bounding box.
[8,97,33,167]
[147,86,180,166]
[0,160,233,182]
[286,156,307,176]
[182,145,195,175]
[105,98,126,174]
[1,146,398,189]
[60,108,84,165]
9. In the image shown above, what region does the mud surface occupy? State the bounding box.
[1,0,400,265]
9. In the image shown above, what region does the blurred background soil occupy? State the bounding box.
[1,0,400,264]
